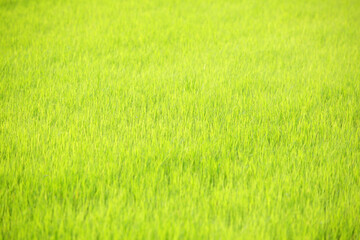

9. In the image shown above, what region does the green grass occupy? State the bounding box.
[1,0,360,239]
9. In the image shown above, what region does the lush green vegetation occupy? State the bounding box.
[1,0,359,238]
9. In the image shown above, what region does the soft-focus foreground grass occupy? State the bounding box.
[1,0,360,239]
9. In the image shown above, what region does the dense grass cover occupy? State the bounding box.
[1,0,360,238]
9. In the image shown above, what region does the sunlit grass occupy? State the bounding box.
[1,0,360,238]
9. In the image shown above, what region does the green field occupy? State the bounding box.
[1,0,360,239]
